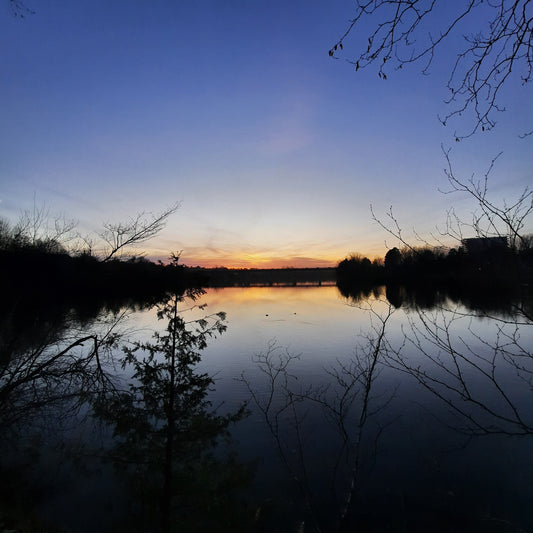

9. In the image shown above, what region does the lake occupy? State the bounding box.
[2,285,532,532]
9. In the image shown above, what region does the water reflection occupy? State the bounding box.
[239,304,396,531]
[0,297,127,530]
[0,289,252,532]
[202,286,532,530]
[0,284,531,531]
[340,283,533,436]
[0,304,122,435]
[340,280,533,318]
[93,291,252,532]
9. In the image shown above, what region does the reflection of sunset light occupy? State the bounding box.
[202,286,391,332]
[205,285,346,316]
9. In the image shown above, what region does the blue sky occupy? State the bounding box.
[1,1,531,267]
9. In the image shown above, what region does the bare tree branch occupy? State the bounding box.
[330,0,533,137]
[439,146,532,249]
[371,148,532,252]
[0,311,127,432]
[383,306,533,436]
[100,202,180,262]
[12,198,78,252]
[8,0,35,18]
[370,204,439,253]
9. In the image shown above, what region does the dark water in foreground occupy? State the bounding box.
[1,285,532,532]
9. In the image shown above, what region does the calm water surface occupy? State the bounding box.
[202,287,532,529]
[5,285,533,532]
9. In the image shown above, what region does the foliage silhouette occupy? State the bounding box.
[93,271,252,532]
[0,293,130,530]
[337,239,533,303]
[346,187,533,439]
[0,200,179,263]
[0,254,252,531]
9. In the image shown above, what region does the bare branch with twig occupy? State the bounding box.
[99,203,180,262]
[330,0,533,138]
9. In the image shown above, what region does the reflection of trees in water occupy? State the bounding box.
[2,279,531,530]
[0,283,252,532]
[385,306,532,437]
[349,283,533,436]
[0,305,122,435]
[93,290,252,532]
[384,283,450,310]
[346,284,533,436]
[0,286,199,434]
[339,281,533,319]
[336,283,384,305]
[244,292,532,530]
[240,305,396,532]
[0,295,128,530]
[376,295,532,527]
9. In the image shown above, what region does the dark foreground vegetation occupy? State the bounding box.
[0,270,255,532]
[0,204,207,306]
[1,246,204,301]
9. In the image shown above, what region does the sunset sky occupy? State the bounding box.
[1,1,531,268]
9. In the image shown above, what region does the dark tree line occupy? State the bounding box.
[0,203,209,302]
[0,247,202,303]
[337,240,533,299]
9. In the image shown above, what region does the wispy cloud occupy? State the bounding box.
[254,93,315,156]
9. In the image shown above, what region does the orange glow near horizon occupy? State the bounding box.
[183,257,338,269]
[150,253,340,269]
[148,241,387,269]
[149,247,386,269]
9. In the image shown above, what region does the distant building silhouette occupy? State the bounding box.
[461,236,508,254]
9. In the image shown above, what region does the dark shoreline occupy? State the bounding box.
[188,266,337,287]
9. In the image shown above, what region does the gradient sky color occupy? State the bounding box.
[1,1,531,267]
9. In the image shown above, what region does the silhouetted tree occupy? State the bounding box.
[99,203,180,262]
[337,253,384,289]
[94,265,250,532]
[384,247,401,270]
[0,200,77,254]
[1,198,179,264]
[330,0,532,137]
[440,148,532,251]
